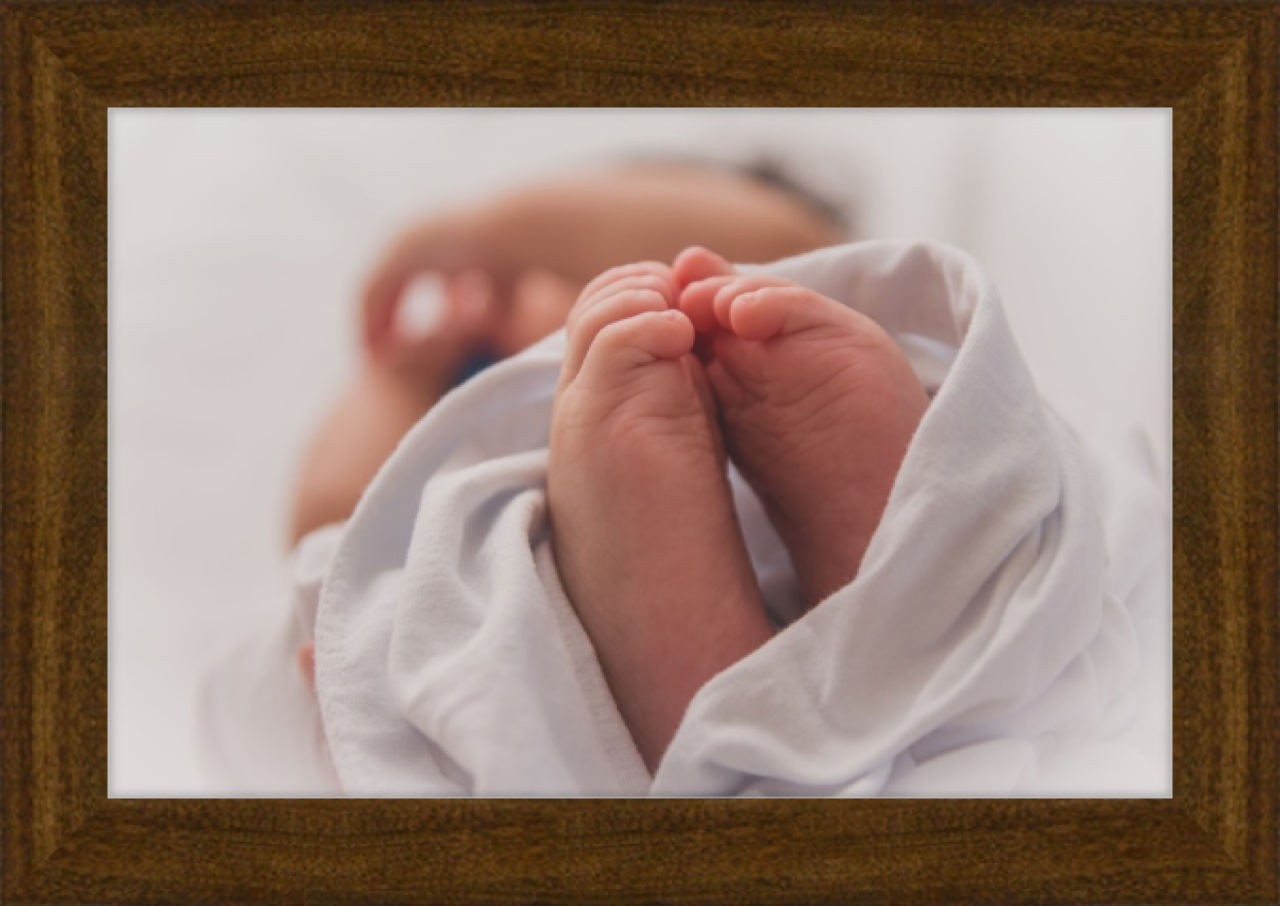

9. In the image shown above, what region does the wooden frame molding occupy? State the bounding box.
[3,2,1275,903]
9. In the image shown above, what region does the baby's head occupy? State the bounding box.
[486,154,854,355]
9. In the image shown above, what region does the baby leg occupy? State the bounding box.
[288,361,439,545]
[677,247,930,607]
[549,262,774,773]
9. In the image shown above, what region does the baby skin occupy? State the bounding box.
[548,252,930,773]
[548,262,776,773]
[674,247,931,605]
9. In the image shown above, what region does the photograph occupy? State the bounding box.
[110,109,1171,798]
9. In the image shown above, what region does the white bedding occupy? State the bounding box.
[202,239,1170,796]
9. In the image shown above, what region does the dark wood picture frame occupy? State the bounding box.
[2,2,1276,903]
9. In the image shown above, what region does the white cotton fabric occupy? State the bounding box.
[205,239,1171,796]
[198,523,344,794]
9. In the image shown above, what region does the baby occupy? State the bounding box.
[287,156,935,774]
[548,247,929,772]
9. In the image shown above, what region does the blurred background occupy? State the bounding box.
[111,110,1170,795]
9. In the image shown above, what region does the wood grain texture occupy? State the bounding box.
[1,1,1275,903]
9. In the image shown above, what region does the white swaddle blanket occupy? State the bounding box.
[203,239,1170,796]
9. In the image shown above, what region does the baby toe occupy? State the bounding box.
[563,282,672,384]
[721,282,856,342]
[673,246,735,289]
[710,276,801,333]
[578,310,695,384]
[577,261,674,308]
[678,275,738,333]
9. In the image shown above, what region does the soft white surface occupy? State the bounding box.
[110,111,1170,795]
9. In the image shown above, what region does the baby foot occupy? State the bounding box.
[549,261,774,772]
[676,247,930,607]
